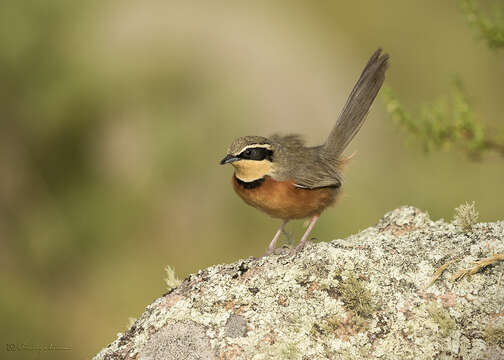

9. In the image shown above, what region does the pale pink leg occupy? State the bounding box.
[291,215,320,255]
[266,220,288,255]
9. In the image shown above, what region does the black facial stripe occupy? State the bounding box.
[238,147,273,161]
[235,176,265,189]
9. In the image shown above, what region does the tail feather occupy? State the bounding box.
[323,49,389,158]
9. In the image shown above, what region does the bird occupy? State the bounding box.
[220,48,389,255]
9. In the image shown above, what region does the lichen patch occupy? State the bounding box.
[94,207,504,360]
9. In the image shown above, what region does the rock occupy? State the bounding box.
[93,206,504,360]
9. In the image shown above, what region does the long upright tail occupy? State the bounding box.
[323,49,389,158]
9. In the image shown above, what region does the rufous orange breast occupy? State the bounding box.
[232,175,338,220]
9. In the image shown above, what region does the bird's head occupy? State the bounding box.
[220,136,275,182]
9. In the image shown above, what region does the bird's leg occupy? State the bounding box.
[282,227,293,245]
[290,215,320,255]
[265,220,288,255]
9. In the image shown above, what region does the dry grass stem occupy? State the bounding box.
[425,259,457,289]
[451,254,504,281]
[453,201,479,231]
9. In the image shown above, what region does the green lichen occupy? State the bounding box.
[484,323,504,347]
[294,271,310,285]
[95,207,504,360]
[319,267,343,290]
[309,323,323,338]
[427,303,456,337]
[313,313,369,340]
[285,314,303,334]
[351,314,369,333]
[403,322,415,336]
[316,314,341,335]
[338,274,374,317]
[274,342,300,359]
[324,314,342,332]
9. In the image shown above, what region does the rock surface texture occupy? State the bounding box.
[94,207,504,360]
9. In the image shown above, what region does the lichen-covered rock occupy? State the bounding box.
[93,206,504,360]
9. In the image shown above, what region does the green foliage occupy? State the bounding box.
[461,0,504,50]
[382,79,500,159]
[383,1,504,159]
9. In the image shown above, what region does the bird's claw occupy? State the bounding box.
[287,238,314,256]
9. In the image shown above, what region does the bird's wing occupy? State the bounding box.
[290,159,343,189]
[271,136,343,189]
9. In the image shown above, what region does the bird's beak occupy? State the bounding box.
[220,154,240,165]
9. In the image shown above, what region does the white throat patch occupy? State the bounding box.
[232,159,272,182]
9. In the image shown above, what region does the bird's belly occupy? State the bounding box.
[232,175,338,219]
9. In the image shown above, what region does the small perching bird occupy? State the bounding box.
[220,49,389,255]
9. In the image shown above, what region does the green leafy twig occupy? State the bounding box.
[382,79,503,159]
[460,0,504,50]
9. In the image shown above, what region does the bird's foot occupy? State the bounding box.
[264,245,289,257]
[288,238,314,256]
[264,220,289,256]
[264,246,275,256]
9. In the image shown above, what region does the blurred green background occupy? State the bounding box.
[1,1,503,359]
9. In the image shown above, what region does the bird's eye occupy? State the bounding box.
[239,147,272,161]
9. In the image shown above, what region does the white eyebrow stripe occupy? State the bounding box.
[237,144,272,154]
